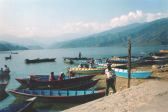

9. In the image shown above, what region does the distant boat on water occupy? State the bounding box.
[63,57,93,61]
[11,52,18,54]
[5,55,12,60]
[64,58,74,64]
[25,58,56,64]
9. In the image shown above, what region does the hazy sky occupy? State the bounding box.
[0,0,168,43]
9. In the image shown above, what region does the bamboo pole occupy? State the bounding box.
[128,39,131,88]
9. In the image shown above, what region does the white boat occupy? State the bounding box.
[69,67,105,74]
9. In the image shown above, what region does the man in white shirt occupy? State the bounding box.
[105,63,116,95]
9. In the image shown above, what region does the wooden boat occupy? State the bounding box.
[63,57,93,61]
[16,77,99,89]
[138,56,168,65]
[112,68,152,78]
[5,55,12,60]
[64,58,74,64]
[109,56,140,64]
[25,58,56,64]
[152,56,168,60]
[11,52,18,54]
[97,63,126,68]
[0,97,36,112]
[9,89,105,103]
[30,74,95,79]
[16,74,96,87]
[72,60,90,65]
[29,74,94,80]
[149,52,168,57]
[69,67,105,74]
[160,50,168,53]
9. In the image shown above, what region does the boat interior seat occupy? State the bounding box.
[114,68,119,71]
[123,70,128,72]
[118,69,123,72]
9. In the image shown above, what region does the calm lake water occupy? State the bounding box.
[0,45,167,111]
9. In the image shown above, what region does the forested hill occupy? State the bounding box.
[0,41,28,51]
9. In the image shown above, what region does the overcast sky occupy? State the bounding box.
[0,0,168,43]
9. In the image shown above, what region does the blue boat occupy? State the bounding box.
[9,89,105,103]
[113,68,152,78]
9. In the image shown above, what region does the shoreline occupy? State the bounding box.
[64,64,168,112]
[64,80,168,112]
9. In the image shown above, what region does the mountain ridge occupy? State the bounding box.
[0,41,28,51]
[51,18,168,48]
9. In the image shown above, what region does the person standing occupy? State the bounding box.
[4,65,10,73]
[79,52,82,58]
[105,63,116,96]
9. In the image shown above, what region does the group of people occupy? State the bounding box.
[48,70,76,82]
[48,72,65,81]
[0,65,10,74]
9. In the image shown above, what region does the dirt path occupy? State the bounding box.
[64,80,168,112]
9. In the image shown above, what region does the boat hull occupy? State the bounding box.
[9,89,105,103]
[113,68,152,78]
[0,98,36,112]
[25,58,56,64]
[16,79,99,90]
[63,57,92,61]
[16,75,96,89]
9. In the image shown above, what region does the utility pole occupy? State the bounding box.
[128,39,131,88]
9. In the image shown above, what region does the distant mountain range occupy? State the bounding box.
[0,18,167,51]
[51,18,168,48]
[0,41,28,51]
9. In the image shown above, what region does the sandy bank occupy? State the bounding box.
[64,80,168,112]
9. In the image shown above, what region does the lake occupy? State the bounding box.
[0,45,167,111]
